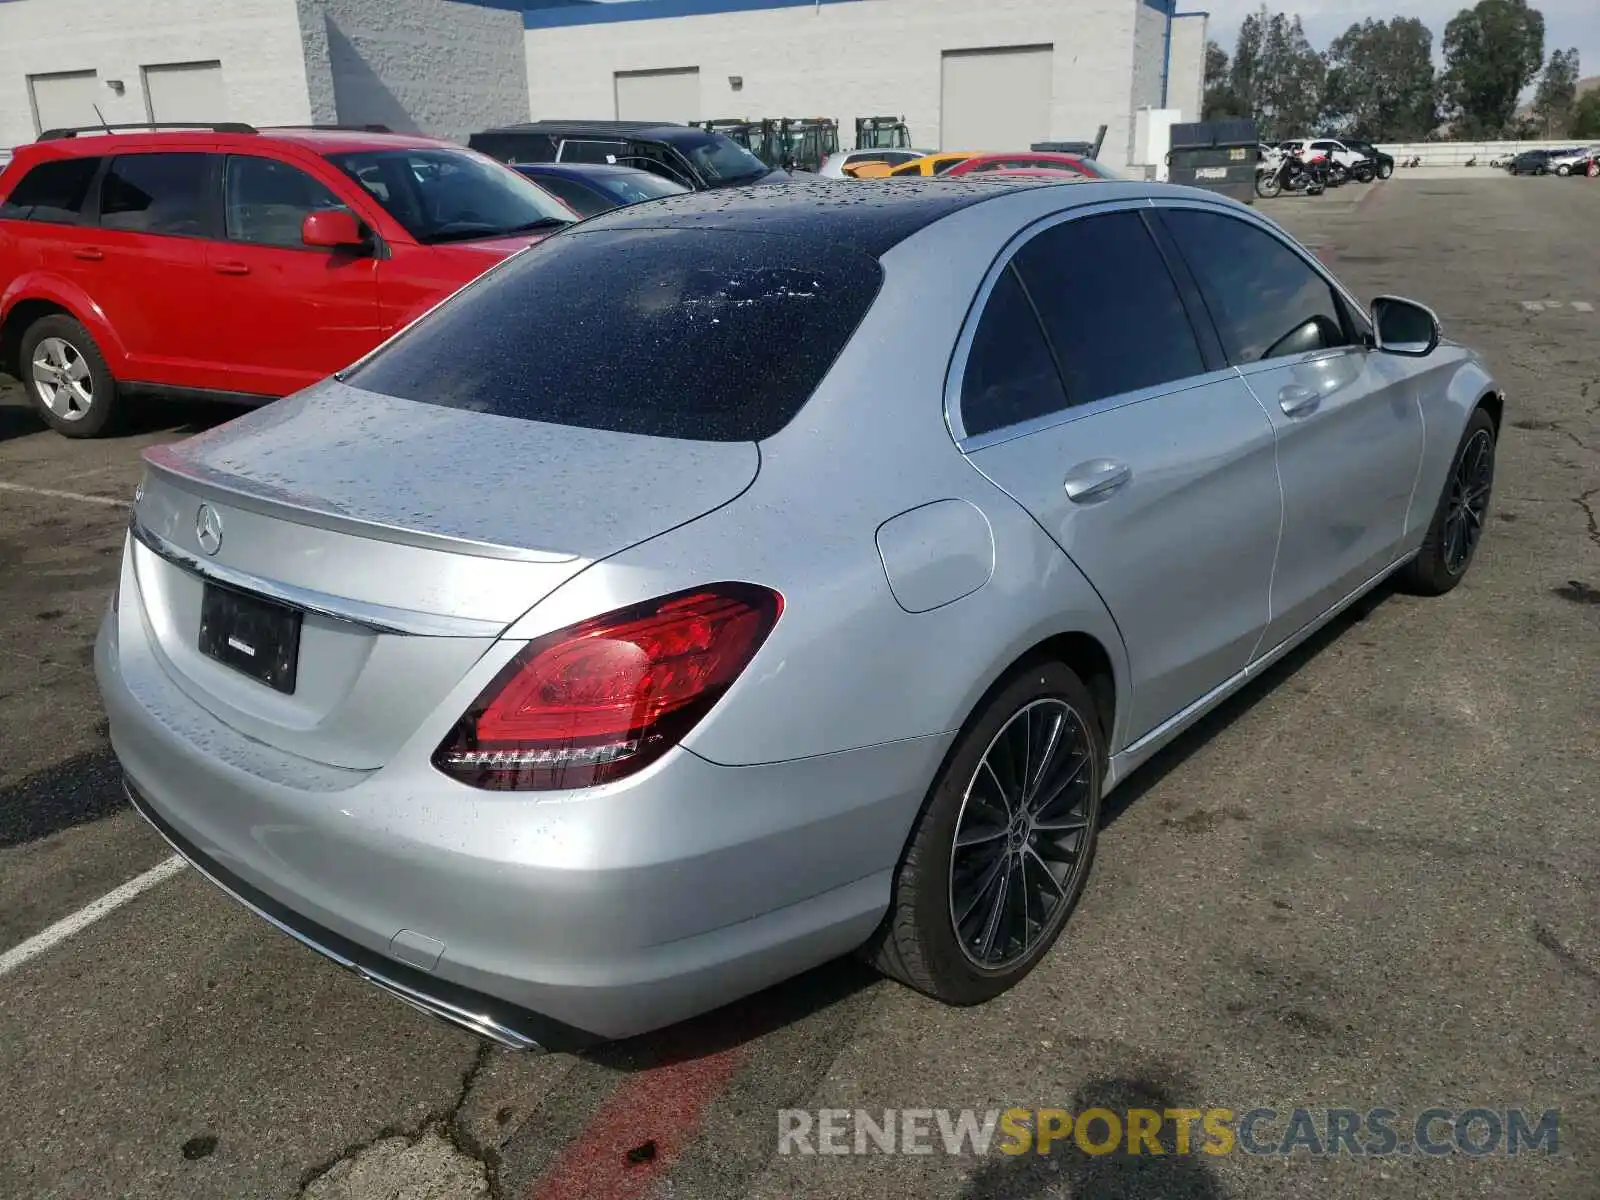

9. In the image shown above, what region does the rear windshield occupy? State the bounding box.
[343,227,883,441]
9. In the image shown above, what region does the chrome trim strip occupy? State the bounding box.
[1107,549,1417,787]
[124,781,540,1051]
[129,519,506,639]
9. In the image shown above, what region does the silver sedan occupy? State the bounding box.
[97,178,1501,1048]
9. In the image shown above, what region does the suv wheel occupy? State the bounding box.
[20,315,120,438]
[1556,163,1571,176]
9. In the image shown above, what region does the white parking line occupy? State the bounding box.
[0,480,130,508]
[0,855,186,979]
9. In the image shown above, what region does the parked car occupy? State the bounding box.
[467,120,789,191]
[818,148,928,178]
[512,162,688,217]
[889,152,980,176]
[100,178,1503,1048]
[1279,138,1368,173]
[1333,138,1395,179]
[0,123,576,437]
[944,152,1117,179]
[1548,146,1600,177]
[1505,150,1555,176]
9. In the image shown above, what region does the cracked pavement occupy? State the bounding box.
[0,176,1596,1199]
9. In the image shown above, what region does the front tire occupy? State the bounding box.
[19,315,121,438]
[1256,172,1282,199]
[1397,408,1497,596]
[1378,161,1394,179]
[866,662,1104,1005]
[1556,163,1571,176]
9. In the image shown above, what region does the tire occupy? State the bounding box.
[1255,172,1282,199]
[1397,408,1497,596]
[1556,164,1571,176]
[18,315,121,438]
[1378,161,1393,178]
[866,661,1105,1005]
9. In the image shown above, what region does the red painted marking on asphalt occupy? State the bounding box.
[527,1041,748,1200]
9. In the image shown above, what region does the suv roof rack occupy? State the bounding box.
[262,123,393,133]
[38,121,257,141]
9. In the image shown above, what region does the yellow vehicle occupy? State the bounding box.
[888,152,980,176]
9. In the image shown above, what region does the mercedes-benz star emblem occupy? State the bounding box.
[195,504,224,556]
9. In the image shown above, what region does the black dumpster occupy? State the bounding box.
[1166,118,1258,203]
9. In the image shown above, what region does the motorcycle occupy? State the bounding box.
[1256,148,1326,198]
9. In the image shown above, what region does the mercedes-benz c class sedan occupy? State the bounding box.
[98,178,1502,1049]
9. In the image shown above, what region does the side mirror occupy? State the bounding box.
[1370,295,1440,357]
[302,208,369,251]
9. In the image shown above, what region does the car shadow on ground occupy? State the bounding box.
[0,391,250,445]
[0,748,126,849]
[1100,581,1393,828]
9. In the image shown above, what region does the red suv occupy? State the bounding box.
[0,123,576,437]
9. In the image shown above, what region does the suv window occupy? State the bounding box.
[327,147,572,243]
[0,157,102,224]
[1161,208,1351,363]
[1012,211,1205,405]
[559,139,630,165]
[344,227,884,441]
[527,173,608,217]
[960,265,1069,437]
[99,153,213,236]
[225,156,348,248]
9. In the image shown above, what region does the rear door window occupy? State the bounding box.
[0,157,102,224]
[344,227,884,441]
[1011,210,1205,405]
[959,266,1070,437]
[99,153,216,237]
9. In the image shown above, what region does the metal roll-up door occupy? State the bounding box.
[614,68,700,124]
[940,46,1053,150]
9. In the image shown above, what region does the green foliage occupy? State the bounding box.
[1531,49,1581,135]
[1321,18,1438,139]
[1441,0,1545,136]
[1227,5,1325,139]
[1570,90,1600,138]
[1202,40,1249,119]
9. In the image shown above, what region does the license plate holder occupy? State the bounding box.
[198,582,302,694]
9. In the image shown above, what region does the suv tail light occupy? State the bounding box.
[434,583,782,791]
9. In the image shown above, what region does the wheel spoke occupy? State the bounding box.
[955,818,1008,848]
[65,356,89,382]
[978,759,1013,819]
[976,859,1014,961]
[954,853,1006,930]
[1026,710,1065,803]
[1030,751,1089,819]
[1024,845,1066,899]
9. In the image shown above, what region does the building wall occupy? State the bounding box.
[524,0,1144,169]
[1129,0,1168,140]
[296,0,530,142]
[0,0,314,149]
[1166,11,1206,124]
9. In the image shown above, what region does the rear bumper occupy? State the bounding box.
[97,608,947,1042]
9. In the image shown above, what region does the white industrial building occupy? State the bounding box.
[0,0,1208,172]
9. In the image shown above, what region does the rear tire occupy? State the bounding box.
[866,662,1104,1006]
[19,315,121,438]
[1556,164,1571,176]
[1397,408,1497,596]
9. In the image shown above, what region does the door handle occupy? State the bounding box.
[214,260,251,275]
[1063,459,1133,503]
[1278,383,1321,416]
[72,247,104,261]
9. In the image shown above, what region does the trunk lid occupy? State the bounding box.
[130,379,758,770]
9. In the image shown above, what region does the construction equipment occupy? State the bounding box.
[855,116,911,151]
[773,118,839,173]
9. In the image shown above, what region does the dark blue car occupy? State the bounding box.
[512,162,690,218]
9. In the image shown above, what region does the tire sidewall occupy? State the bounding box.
[899,662,1105,1004]
[18,315,117,437]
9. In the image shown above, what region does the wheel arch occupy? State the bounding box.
[0,277,127,379]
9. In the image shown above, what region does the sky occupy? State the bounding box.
[1200,0,1599,84]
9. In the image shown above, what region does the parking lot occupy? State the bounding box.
[1,174,1596,1199]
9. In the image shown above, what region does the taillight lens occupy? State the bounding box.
[433,583,782,791]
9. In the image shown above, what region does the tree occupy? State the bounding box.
[1202,39,1248,118]
[1321,18,1438,139]
[1571,90,1600,138]
[1228,6,1325,139]
[1532,49,1581,135]
[1441,0,1545,136]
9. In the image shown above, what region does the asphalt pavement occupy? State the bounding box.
[0,174,1595,1200]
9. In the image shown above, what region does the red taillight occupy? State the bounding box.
[433,583,782,791]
